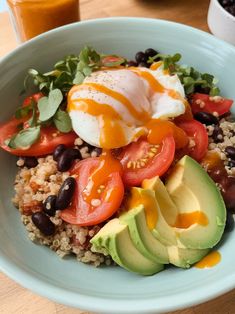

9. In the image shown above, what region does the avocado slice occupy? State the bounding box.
[91,218,164,276]
[168,246,210,268]
[127,187,177,246]
[166,155,226,249]
[142,176,209,267]
[142,176,178,226]
[119,205,169,264]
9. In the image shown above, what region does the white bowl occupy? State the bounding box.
[208,0,235,45]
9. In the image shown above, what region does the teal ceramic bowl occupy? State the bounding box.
[0,18,235,314]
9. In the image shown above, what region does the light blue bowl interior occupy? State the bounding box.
[0,18,235,314]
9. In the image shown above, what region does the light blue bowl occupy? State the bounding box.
[0,18,235,314]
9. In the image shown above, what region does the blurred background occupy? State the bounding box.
[0,0,7,12]
[0,0,211,56]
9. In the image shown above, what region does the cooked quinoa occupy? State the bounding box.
[13,140,112,266]
[206,117,235,176]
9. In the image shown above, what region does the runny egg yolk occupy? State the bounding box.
[67,63,188,149]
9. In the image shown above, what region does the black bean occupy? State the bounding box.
[228,160,235,169]
[23,157,38,168]
[220,0,234,6]
[135,51,147,63]
[127,60,138,67]
[32,212,55,236]
[225,212,234,232]
[57,148,81,172]
[194,86,211,95]
[69,148,82,160]
[138,61,149,68]
[145,48,158,58]
[53,144,66,161]
[208,166,228,188]
[225,146,235,160]
[57,152,73,172]
[194,111,219,125]
[222,177,235,212]
[93,147,102,156]
[56,177,76,210]
[211,125,224,143]
[43,195,57,216]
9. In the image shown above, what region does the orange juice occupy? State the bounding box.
[7,0,80,42]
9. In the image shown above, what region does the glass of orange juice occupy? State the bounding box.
[7,0,80,42]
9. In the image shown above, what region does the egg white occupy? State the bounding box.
[68,65,186,148]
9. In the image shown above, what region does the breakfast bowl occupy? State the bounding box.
[0,17,235,314]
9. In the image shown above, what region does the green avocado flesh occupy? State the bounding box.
[119,205,169,264]
[166,155,226,249]
[142,178,178,246]
[91,218,164,275]
[167,246,209,268]
[90,155,226,275]
[142,176,209,266]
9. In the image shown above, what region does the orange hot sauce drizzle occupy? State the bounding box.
[126,189,158,230]
[146,119,188,149]
[68,98,127,149]
[173,211,209,229]
[79,82,151,123]
[130,69,165,93]
[201,151,222,170]
[99,115,127,149]
[195,251,221,269]
[150,61,163,71]
[82,150,122,204]
[130,68,186,103]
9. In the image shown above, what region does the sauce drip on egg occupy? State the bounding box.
[67,64,187,149]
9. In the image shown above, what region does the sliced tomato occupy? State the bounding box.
[0,92,77,156]
[60,158,124,226]
[119,135,175,187]
[22,92,44,107]
[0,117,77,156]
[174,102,194,122]
[190,93,233,116]
[176,119,208,161]
[101,55,125,67]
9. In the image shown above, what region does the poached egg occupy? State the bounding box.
[67,62,186,149]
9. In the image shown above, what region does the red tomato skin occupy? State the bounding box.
[177,120,208,161]
[0,118,77,156]
[121,135,175,187]
[60,158,124,226]
[191,93,233,116]
[0,92,77,156]
[22,92,44,107]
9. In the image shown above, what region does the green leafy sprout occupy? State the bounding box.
[147,53,220,96]
[7,46,126,149]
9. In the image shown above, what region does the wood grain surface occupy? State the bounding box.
[0,0,234,313]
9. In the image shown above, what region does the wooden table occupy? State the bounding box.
[0,0,235,313]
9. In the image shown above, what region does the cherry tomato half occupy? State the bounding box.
[176,119,208,161]
[22,92,44,107]
[191,93,233,116]
[119,135,175,187]
[60,158,124,226]
[0,117,77,156]
[0,92,77,156]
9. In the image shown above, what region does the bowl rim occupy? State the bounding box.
[0,17,235,314]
